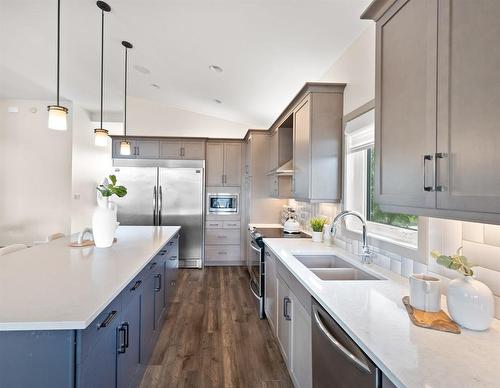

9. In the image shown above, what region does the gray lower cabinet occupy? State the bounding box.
[0,236,179,388]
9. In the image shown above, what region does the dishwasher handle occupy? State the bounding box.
[313,304,372,374]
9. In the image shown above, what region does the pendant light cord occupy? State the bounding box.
[124,46,128,137]
[100,8,104,129]
[56,0,61,106]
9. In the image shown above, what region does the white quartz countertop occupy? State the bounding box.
[263,238,500,388]
[0,226,180,331]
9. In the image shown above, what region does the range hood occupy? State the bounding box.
[267,159,293,176]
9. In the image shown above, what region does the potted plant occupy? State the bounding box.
[92,175,127,248]
[310,217,327,243]
[431,248,494,330]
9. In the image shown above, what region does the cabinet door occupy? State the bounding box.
[264,250,277,333]
[117,294,141,388]
[206,143,225,186]
[245,137,252,177]
[153,260,165,330]
[276,276,291,366]
[140,271,155,364]
[136,140,160,159]
[182,141,205,160]
[223,143,242,186]
[293,97,311,200]
[160,140,182,159]
[290,291,312,388]
[375,0,438,209]
[436,0,500,214]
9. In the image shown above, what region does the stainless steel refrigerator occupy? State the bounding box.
[112,160,204,268]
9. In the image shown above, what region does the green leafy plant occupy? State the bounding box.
[97,175,127,198]
[310,217,328,233]
[431,247,473,276]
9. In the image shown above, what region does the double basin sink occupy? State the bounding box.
[293,255,385,281]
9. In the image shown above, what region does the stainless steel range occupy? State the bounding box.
[248,227,310,319]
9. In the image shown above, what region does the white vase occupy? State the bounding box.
[446,275,494,331]
[92,196,117,248]
[312,231,323,243]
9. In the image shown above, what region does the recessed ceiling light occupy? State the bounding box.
[151,83,160,89]
[134,65,151,74]
[209,65,223,73]
[213,99,222,104]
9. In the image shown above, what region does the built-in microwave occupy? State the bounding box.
[207,193,239,214]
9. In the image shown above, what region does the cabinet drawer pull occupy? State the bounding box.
[169,256,178,261]
[423,154,435,192]
[98,310,118,329]
[130,280,142,291]
[149,262,157,269]
[218,251,228,255]
[155,274,162,292]
[117,323,127,354]
[208,223,219,227]
[217,235,227,239]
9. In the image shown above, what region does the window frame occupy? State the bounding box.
[342,101,428,262]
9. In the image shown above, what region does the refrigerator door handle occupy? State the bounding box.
[153,186,157,226]
[159,186,163,225]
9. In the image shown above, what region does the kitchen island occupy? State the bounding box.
[0,226,180,388]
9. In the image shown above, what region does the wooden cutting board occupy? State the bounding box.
[402,296,461,334]
[69,238,117,247]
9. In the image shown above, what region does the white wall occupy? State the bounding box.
[70,108,118,233]
[125,97,253,139]
[0,100,72,245]
[319,25,376,115]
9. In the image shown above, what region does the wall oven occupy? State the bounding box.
[207,193,238,214]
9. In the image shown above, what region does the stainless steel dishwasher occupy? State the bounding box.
[312,299,380,388]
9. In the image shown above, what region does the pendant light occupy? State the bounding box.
[47,0,69,130]
[119,41,133,155]
[94,1,111,147]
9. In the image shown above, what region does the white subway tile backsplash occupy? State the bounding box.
[390,258,402,275]
[412,261,428,274]
[473,266,500,296]
[401,257,414,278]
[484,224,500,247]
[462,240,500,272]
[462,222,484,243]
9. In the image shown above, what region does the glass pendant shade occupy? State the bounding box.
[120,140,131,155]
[47,105,68,130]
[94,128,109,147]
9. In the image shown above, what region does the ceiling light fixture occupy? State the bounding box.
[208,65,223,73]
[94,1,111,147]
[134,65,151,75]
[119,41,133,156]
[47,0,69,130]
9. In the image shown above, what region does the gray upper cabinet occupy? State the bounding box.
[160,140,205,160]
[436,0,500,215]
[206,142,242,187]
[363,0,500,222]
[135,140,160,159]
[277,84,344,203]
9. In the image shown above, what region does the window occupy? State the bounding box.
[345,109,418,249]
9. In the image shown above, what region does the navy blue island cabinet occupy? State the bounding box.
[0,234,179,388]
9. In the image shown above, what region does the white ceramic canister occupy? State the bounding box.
[92,196,117,248]
[446,275,494,331]
[409,274,441,312]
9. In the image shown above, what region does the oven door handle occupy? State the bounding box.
[249,279,261,300]
[250,241,262,253]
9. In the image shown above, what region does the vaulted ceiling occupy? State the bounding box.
[0,0,372,128]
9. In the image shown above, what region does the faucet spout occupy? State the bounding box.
[331,210,372,264]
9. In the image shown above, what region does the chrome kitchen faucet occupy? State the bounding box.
[331,210,373,264]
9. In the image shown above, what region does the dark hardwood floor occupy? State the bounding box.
[140,266,293,388]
